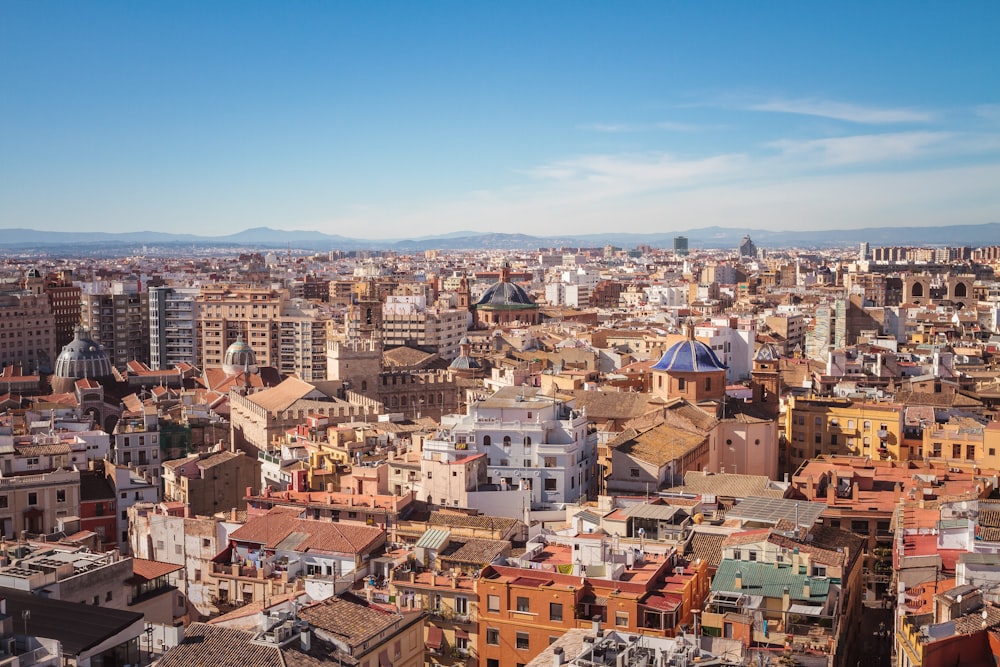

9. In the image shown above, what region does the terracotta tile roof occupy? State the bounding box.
[439,538,510,565]
[130,558,183,581]
[229,507,384,555]
[157,622,345,667]
[247,377,324,413]
[610,423,707,468]
[684,531,726,567]
[298,593,422,651]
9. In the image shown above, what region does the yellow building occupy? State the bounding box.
[784,396,904,469]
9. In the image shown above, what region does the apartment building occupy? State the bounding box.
[80,281,150,370]
[198,285,287,369]
[0,289,56,374]
[149,285,199,369]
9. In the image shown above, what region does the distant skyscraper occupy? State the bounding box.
[738,235,757,258]
[859,241,870,261]
[673,235,689,256]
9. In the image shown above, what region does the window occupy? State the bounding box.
[953,444,961,459]
[544,479,557,492]
[203,538,211,548]
[516,596,530,613]
[967,445,976,460]
[455,596,468,615]
[27,493,37,505]
[629,468,640,478]
[488,660,500,667]
[106,591,113,602]
[733,549,741,560]
[121,511,127,520]
[487,595,500,612]
[544,456,557,468]
[175,544,182,555]
[615,612,629,627]
[486,628,500,645]
[749,551,757,561]
[677,378,686,390]
[705,378,711,391]
[851,519,869,533]
[516,632,529,650]
[830,434,838,445]
[549,602,563,621]
[0,496,9,509]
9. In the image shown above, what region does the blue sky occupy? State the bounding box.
[2,1,999,239]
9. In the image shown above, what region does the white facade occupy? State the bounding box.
[694,320,755,382]
[112,407,162,482]
[149,286,199,370]
[422,386,596,510]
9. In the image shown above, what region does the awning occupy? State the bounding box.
[456,629,470,639]
[426,626,443,650]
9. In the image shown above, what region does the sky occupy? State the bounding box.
[2,1,1000,240]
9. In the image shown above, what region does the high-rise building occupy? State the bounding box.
[0,284,57,374]
[277,300,329,382]
[45,275,82,351]
[673,235,689,256]
[381,295,468,359]
[738,235,757,258]
[80,282,150,370]
[859,241,870,261]
[197,285,288,369]
[149,286,200,370]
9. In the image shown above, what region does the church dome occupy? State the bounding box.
[449,355,481,371]
[476,281,534,308]
[652,338,727,373]
[54,326,114,380]
[223,335,257,375]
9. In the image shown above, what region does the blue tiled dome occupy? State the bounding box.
[652,339,727,373]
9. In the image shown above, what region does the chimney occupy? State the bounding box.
[803,581,811,599]
[409,571,416,583]
[592,615,601,633]
[452,574,460,589]
[734,571,742,590]
[300,626,311,652]
[231,507,238,521]
[782,586,790,611]
[553,646,565,666]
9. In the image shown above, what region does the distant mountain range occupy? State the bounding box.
[2,222,1000,253]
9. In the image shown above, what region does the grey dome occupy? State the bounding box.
[54,327,114,380]
[476,281,534,308]
[223,335,257,375]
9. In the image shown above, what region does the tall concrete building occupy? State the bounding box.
[197,285,287,369]
[149,286,200,370]
[0,285,57,374]
[381,295,467,359]
[277,299,329,381]
[80,281,150,370]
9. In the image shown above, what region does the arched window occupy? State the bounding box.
[524,436,532,445]
[361,380,367,391]
[912,283,924,297]
[483,435,492,447]
[503,436,512,447]
[955,283,968,298]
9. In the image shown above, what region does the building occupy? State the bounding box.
[421,386,596,511]
[382,295,468,360]
[42,269,83,350]
[650,326,728,405]
[0,289,56,374]
[738,235,757,258]
[277,299,330,382]
[111,400,163,483]
[197,285,287,369]
[0,467,79,538]
[210,507,385,606]
[673,236,689,256]
[80,282,150,370]
[161,450,260,517]
[149,285,200,370]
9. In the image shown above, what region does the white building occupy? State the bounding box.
[149,286,200,370]
[422,386,596,510]
[694,318,755,382]
[112,404,162,483]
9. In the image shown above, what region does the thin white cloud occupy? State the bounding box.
[766,131,954,166]
[577,120,717,133]
[748,98,934,124]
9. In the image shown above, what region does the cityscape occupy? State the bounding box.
[4,3,1000,667]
